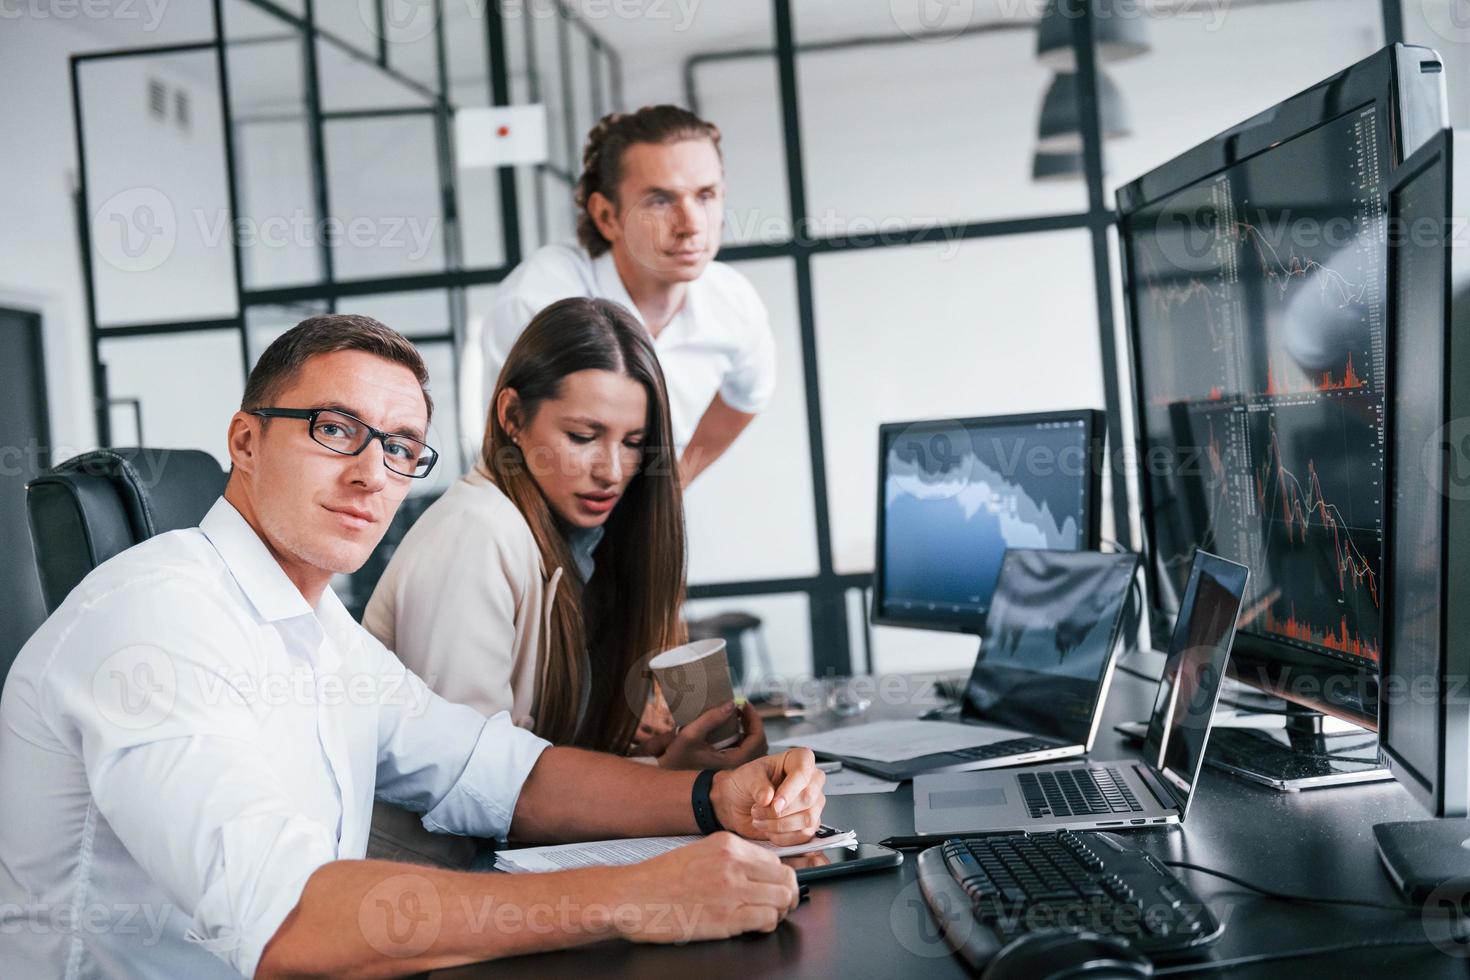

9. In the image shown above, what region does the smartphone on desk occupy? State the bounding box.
[782,843,903,883]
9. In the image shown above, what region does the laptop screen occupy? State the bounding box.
[1143,551,1250,813]
[962,549,1139,746]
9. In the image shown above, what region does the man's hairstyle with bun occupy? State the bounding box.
[573,104,722,257]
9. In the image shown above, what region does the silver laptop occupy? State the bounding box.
[913,550,1249,836]
[832,549,1139,782]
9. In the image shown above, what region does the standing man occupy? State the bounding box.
[484,105,775,486]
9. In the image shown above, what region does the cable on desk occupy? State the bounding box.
[1299,743,1382,764]
[1151,937,1438,975]
[1161,861,1427,913]
[1115,662,1161,684]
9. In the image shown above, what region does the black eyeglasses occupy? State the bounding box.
[250,407,439,479]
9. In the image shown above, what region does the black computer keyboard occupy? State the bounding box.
[949,736,1057,761]
[1017,767,1144,818]
[917,830,1221,971]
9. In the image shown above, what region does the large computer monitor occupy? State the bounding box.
[1117,44,1447,787]
[1373,129,1470,903]
[872,409,1104,633]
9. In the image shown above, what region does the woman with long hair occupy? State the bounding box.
[365,298,765,866]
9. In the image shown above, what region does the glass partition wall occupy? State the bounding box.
[73,0,620,614]
[73,0,1406,675]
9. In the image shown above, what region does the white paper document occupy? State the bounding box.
[772,719,1018,763]
[494,826,857,874]
[822,768,901,796]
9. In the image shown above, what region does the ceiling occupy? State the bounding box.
[62,0,1053,115]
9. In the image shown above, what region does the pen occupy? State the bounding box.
[878,833,971,851]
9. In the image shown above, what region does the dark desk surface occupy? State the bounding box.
[435,659,1463,978]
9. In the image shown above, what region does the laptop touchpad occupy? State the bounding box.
[929,788,1008,809]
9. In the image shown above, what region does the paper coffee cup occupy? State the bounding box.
[649,638,742,749]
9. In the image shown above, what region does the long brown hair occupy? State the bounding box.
[574,104,723,258]
[482,297,686,751]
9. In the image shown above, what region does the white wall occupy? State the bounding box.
[79,51,237,328]
[81,49,243,463]
[1407,0,1470,127]
[682,257,820,584]
[0,7,219,465]
[0,18,111,464]
[1103,0,1384,194]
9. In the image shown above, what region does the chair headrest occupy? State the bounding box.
[46,448,227,539]
[25,448,228,613]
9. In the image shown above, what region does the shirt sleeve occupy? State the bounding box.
[716,279,778,415]
[482,247,591,418]
[364,631,549,840]
[41,579,339,980]
[482,290,542,417]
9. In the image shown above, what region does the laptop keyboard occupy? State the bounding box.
[949,736,1056,761]
[1017,767,1143,819]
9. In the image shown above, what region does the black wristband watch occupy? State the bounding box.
[691,769,724,835]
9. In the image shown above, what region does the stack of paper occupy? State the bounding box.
[772,719,1011,763]
[494,826,857,874]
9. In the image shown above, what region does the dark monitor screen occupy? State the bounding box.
[1122,97,1391,722]
[1143,551,1250,814]
[1380,131,1469,818]
[873,411,1103,632]
[962,549,1138,747]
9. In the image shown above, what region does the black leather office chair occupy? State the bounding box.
[25,448,228,614]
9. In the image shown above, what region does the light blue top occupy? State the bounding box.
[567,524,605,583]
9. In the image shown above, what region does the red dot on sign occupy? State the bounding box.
[497,125,511,137]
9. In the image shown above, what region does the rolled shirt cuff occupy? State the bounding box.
[185,812,338,979]
[421,712,550,840]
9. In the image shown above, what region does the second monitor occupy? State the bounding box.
[873,409,1105,634]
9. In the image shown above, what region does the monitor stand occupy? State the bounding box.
[1204,703,1393,792]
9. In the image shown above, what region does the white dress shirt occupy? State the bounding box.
[0,498,549,979]
[482,242,778,451]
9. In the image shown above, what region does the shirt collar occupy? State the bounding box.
[591,248,695,342]
[199,497,317,624]
[592,250,645,328]
[566,524,605,582]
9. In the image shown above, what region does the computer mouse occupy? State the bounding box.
[980,930,1154,980]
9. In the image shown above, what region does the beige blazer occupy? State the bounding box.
[363,466,563,868]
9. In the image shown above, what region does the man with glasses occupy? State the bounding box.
[0,314,825,978]
[246,407,440,479]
